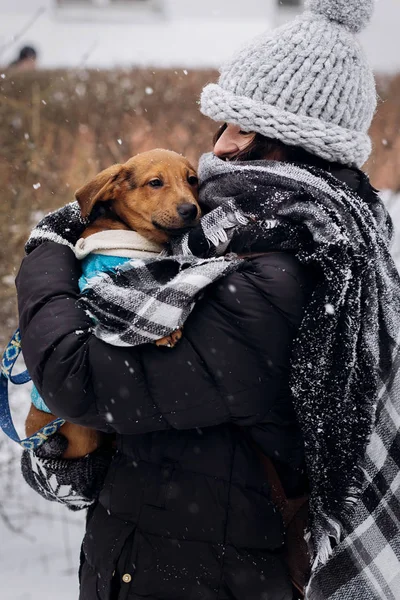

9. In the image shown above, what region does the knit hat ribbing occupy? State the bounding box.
[200,0,377,168]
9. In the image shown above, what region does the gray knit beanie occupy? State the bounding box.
[200,0,377,167]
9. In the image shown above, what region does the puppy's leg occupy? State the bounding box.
[155,329,183,348]
[25,405,101,459]
[25,404,57,438]
[58,422,101,459]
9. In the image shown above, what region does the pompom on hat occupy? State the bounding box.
[200,0,377,167]
[306,0,374,33]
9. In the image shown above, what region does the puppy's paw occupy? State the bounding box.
[156,329,183,348]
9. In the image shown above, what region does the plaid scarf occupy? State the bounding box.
[185,154,400,599]
[26,153,400,598]
[26,202,241,347]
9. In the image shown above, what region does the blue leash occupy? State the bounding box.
[0,329,65,450]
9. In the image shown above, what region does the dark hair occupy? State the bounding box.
[19,46,37,61]
[213,123,343,172]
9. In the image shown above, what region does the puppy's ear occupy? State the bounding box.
[75,164,123,218]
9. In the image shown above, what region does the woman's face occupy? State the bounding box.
[213,124,256,160]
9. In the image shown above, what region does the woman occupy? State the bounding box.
[17,1,400,599]
[19,132,311,600]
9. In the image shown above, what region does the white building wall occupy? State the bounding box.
[165,0,273,20]
[0,0,398,72]
[360,0,399,73]
[0,0,272,68]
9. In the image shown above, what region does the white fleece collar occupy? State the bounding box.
[74,230,164,260]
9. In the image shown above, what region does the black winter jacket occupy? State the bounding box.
[17,243,312,600]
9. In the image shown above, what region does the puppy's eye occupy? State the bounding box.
[188,175,199,186]
[148,179,163,188]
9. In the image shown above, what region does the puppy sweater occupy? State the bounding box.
[31,230,163,413]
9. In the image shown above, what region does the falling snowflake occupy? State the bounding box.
[188,502,199,514]
[75,83,86,98]
[33,183,41,190]
[2,275,15,286]
[145,86,154,95]
[325,303,335,315]
[117,138,122,145]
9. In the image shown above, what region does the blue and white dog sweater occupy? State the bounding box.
[31,230,163,413]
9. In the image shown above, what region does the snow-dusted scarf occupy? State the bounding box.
[26,153,400,598]
[184,154,400,599]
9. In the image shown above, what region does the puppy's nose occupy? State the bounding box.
[177,203,198,222]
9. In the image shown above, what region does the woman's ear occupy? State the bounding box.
[75,164,123,218]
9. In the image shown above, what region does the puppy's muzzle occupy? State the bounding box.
[177,203,198,222]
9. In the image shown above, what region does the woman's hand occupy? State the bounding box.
[21,432,114,510]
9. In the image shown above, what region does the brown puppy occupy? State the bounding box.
[26,149,200,459]
[78,149,200,244]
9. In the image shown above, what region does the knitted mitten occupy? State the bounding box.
[21,433,113,511]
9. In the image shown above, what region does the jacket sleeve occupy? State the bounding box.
[16,241,308,435]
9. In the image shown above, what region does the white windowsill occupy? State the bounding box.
[54,1,164,24]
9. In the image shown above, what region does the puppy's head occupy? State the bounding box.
[75,149,201,244]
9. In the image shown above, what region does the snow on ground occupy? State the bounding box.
[0,491,83,600]
[0,364,85,600]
